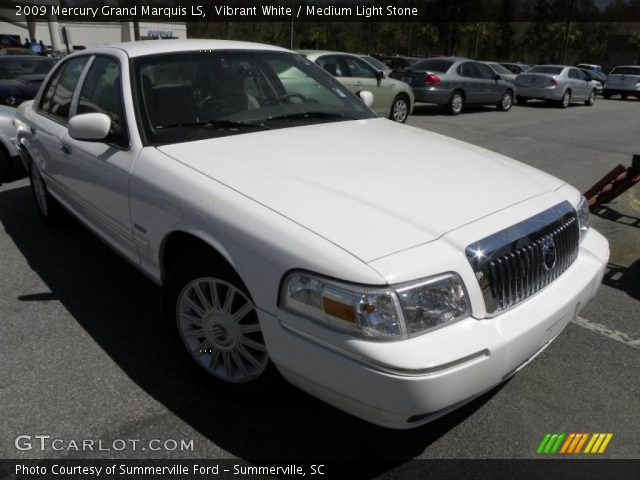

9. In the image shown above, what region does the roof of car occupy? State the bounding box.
[95,39,290,58]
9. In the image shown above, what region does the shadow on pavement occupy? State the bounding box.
[603,261,640,301]
[0,184,504,466]
[592,205,640,229]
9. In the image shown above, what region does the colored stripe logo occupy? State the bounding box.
[536,433,613,454]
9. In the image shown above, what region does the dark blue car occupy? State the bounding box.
[0,56,55,106]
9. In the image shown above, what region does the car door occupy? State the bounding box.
[568,68,588,99]
[573,68,591,98]
[58,54,140,264]
[476,62,503,103]
[456,62,485,104]
[30,56,90,197]
[340,55,391,115]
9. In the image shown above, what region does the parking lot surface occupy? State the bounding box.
[1,98,639,462]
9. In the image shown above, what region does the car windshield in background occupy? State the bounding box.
[408,59,454,72]
[610,67,640,75]
[487,63,512,74]
[361,55,388,71]
[0,58,55,79]
[133,50,375,145]
[528,66,563,74]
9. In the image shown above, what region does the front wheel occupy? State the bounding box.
[585,89,596,106]
[497,90,513,111]
[164,254,276,391]
[446,91,464,115]
[559,90,571,108]
[389,95,409,123]
[29,163,67,227]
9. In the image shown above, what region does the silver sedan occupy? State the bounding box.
[515,65,597,108]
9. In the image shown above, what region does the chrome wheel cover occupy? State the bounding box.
[31,167,48,216]
[452,94,463,113]
[562,92,570,107]
[588,91,596,105]
[176,277,268,383]
[392,99,408,122]
[502,93,513,110]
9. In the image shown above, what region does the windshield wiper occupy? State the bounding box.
[156,119,270,130]
[265,111,355,121]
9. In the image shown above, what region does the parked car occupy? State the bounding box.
[483,61,517,83]
[0,48,38,56]
[15,40,608,429]
[576,63,602,73]
[300,50,414,123]
[603,65,640,100]
[0,105,20,180]
[0,55,55,81]
[379,55,421,71]
[500,62,531,75]
[515,65,597,108]
[390,57,515,115]
[579,68,606,94]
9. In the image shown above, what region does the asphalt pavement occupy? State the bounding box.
[0,97,638,464]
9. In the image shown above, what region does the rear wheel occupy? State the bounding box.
[446,91,464,115]
[559,90,571,108]
[163,253,277,392]
[389,95,409,123]
[29,162,67,227]
[497,90,513,111]
[585,89,596,106]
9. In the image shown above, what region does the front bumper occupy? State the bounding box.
[260,228,608,429]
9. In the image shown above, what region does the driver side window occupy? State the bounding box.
[76,56,128,148]
[343,56,377,79]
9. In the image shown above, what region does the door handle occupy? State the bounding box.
[60,144,72,155]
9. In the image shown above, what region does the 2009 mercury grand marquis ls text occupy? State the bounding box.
[14,40,609,429]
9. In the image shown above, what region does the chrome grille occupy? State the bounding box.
[466,202,579,316]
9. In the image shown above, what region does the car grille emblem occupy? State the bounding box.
[541,236,557,271]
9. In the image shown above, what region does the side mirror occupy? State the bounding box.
[68,113,111,141]
[357,90,374,108]
[495,74,502,81]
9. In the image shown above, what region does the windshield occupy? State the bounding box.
[487,63,511,74]
[361,56,388,71]
[528,66,563,75]
[409,59,454,73]
[0,58,54,79]
[133,50,375,145]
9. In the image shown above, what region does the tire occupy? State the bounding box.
[0,146,8,182]
[603,92,611,99]
[29,162,68,227]
[389,95,409,123]
[559,90,571,108]
[446,91,464,115]
[585,89,596,106]
[516,95,529,105]
[163,252,277,392]
[497,90,513,111]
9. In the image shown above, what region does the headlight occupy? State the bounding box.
[279,271,470,340]
[576,196,590,241]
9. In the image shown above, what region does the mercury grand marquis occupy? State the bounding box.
[14,40,609,429]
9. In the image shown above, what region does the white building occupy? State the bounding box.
[0,9,187,51]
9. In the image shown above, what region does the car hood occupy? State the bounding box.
[157,119,564,262]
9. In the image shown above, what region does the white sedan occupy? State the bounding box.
[15,40,608,429]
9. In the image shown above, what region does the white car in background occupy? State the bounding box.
[299,49,414,123]
[15,40,608,429]
[604,65,640,100]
